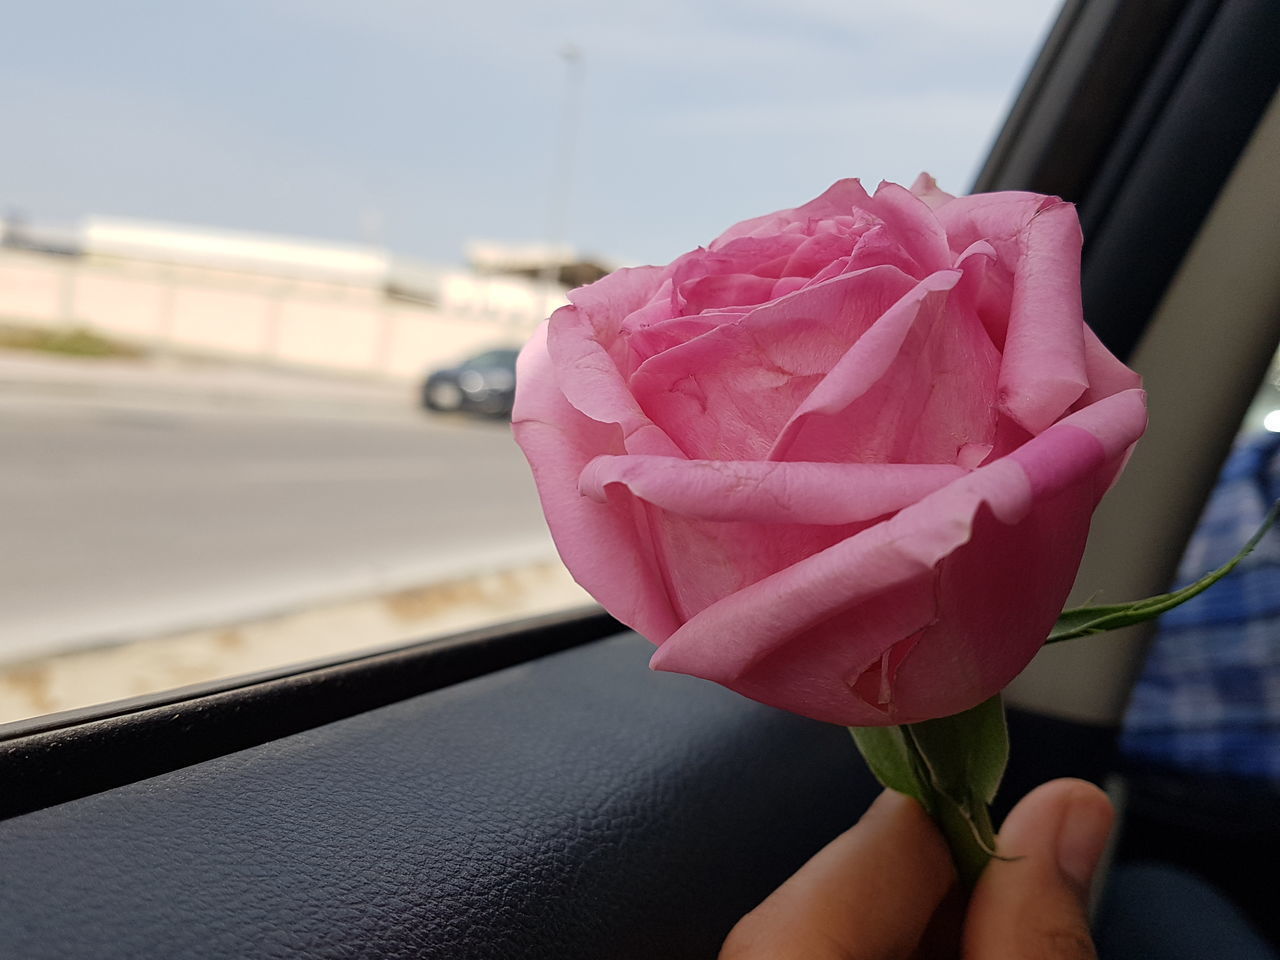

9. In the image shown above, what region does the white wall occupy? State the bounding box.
[0,248,556,380]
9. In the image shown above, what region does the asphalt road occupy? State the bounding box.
[0,396,557,660]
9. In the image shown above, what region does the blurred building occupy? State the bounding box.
[0,217,616,380]
[466,240,613,288]
[82,219,388,286]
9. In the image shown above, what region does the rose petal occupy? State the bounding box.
[579,456,966,524]
[648,457,1035,725]
[568,264,669,339]
[933,193,1092,432]
[677,273,778,315]
[862,181,954,275]
[1076,322,1144,408]
[781,227,865,278]
[710,179,873,248]
[512,322,682,642]
[909,172,956,210]
[841,223,930,278]
[629,265,919,460]
[933,191,1038,348]
[1008,389,1146,492]
[996,199,1090,432]
[771,276,811,298]
[649,388,1147,725]
[703,234,809,280]
[625,312,742,362]
[932,190,1047,258]
[667,238,808,317]
[546,303,686,458]
[770,262,1000,465]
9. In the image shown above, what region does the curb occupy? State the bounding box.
[0,352,418,418]
[0,558,590,725]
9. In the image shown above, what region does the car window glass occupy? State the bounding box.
[0,0,1063,725]
[464,350,519,368]
[1120,343,1280,777]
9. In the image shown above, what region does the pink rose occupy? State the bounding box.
[513,176,1146,727]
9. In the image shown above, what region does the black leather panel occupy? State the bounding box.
[0,607,620,821]
[0,633,877,959]
[1080,0,1280,360]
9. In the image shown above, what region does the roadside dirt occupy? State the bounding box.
[0,560,590,725]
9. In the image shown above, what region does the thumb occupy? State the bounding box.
[963,778,1114,960]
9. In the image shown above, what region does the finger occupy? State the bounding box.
[721,789,956,960]
[964,779,1114,960]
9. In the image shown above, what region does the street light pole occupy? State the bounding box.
[540,45,584,319]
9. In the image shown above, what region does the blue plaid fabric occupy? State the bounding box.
[1121,431,1280,782]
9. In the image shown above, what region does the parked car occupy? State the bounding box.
[421,348,519,416]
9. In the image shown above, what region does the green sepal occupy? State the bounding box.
[906,693,1008,807]
[848,724,933,810]
[1048,499,1280,645]
[849,695,1008,890]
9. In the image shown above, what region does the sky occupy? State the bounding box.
[2,0,1062,269]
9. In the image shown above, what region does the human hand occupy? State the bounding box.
[720,778,1115,959]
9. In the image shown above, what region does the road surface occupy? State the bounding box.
[0,395,558,660]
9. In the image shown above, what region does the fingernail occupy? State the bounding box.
[1055,791,1113,894]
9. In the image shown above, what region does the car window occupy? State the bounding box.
[463,350,520,368]
[0,0,1063,726]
